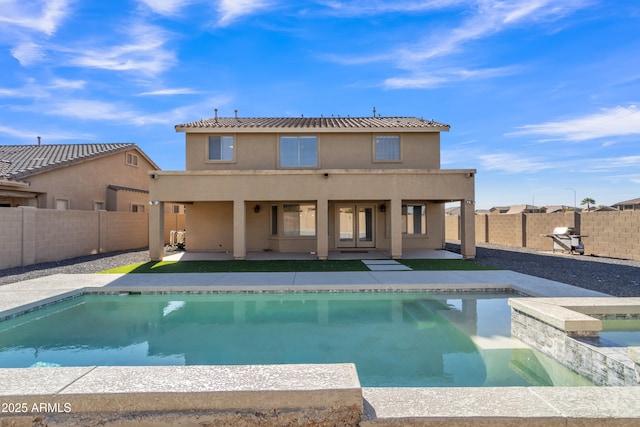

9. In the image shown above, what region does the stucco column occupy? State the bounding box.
[149,201,164,261]
[233,199,246,260]
[316,198,328,260]
[460,200,476,259]
[390,197,402,259]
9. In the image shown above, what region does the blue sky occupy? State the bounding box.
[1,0,639,210]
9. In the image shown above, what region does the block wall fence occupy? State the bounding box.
[446,210,640,261]
[0,207,185,270]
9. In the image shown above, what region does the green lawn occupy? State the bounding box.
[399,259,500,271]
[99,258,499,274]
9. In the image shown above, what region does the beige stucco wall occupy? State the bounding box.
[24,149,153,211]
[0,207,150,269]
[186,202,234,251]
[185,132,441,171]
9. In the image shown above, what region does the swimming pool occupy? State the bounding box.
[0,291,591,387]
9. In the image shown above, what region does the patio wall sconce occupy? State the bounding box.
[254,204,261,213]
[323,172,329,178]
[379,204,386,213]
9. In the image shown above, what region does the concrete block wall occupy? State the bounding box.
[486,213,525,247]
[35,209,100,264]
[444,215,460,240]
[524,211,578,251]
[581,211,640,260]
[0,207,153,269]
[100,211,149,253]
[0,208,24,270]
[446,210,640,260]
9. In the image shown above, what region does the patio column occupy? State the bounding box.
[390,197,402,259]
[149,201,164,261]
[316,198,328,260]
[460,199,476,259]
[233,198,246,260]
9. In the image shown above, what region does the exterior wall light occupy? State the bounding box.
[254,204,261,213]
[149,200,160,206]
[379,204,387,213]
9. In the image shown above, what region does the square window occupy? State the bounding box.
[280,136,317,167]
[283,203,316,236]
[375,135,401,161]
[208,136,235,161]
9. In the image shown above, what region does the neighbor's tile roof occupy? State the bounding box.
[176,116,449,130]
[0,143,138,180]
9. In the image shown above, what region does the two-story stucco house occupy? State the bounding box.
[148,115,476,260]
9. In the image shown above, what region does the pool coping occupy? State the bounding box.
[3,271,640,426]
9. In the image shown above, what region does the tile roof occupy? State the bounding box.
[176,116,449,131]
[0,143,138,180]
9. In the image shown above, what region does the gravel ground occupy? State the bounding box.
[447,242,640,297]
[1,244,639,296]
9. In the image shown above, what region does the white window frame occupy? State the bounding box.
[279,136,318,168]
[126,152,139,167]
[207,135,235,162]
[132,204,145,213]
[55,199,69,210]
[373,135,402,162]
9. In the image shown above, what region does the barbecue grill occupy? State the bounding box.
[543,227,585,255]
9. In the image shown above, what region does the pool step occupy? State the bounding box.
[403,301,436,329]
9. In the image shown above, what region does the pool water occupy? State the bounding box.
[601,318,640,347]
[0,292,591,387]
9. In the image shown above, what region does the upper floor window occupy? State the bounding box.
[374,135,401,161]
[208,136,235,161]
[280,136,317,168]
[126,152,139,166]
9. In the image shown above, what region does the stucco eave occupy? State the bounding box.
[149,168,475,177]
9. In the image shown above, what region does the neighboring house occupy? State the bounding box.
[148,115,476,260]
[0,143,158,211]
[612,198,640,211]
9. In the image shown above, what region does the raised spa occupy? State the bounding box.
[0,291,591,387]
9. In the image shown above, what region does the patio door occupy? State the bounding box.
[336,204,375,248]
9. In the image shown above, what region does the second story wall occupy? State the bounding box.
[185,132,441,171]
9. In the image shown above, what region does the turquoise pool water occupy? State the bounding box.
[0,291,591,387]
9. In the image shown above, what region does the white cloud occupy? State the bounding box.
[509,105,640,142]
[325,0,592,88]
[478,152,557,173]
[11,41,45,66]
[320,0,466,16]
[0,0,71,35]
[383,66,517,89]
[216,0,272,26]
[138,88,198,96]
[0,124,92,141]
[45,99,136,121]
[138,0,190,16]
[65,23,175,76]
